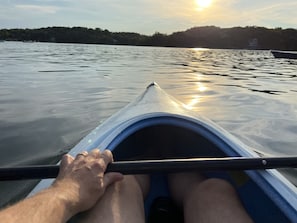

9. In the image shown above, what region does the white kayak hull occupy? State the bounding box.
[29,82,297,222]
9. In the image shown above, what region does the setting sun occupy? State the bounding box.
[196,0,212,10]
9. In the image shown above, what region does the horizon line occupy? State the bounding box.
[1,25,296,36]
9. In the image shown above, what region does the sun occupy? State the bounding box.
[196,0,212,10]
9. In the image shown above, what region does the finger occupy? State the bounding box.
[103,172,124,188]
[101,150,114,165]
[90,149,100,159]
[56,154,74,180]
[60,154,74,170]
[75,151,88,160]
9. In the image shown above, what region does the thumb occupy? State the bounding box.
[103,172,124,187]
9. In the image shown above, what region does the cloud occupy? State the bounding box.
[232,1,297,28]
[176,0,297,29]
[15,4,59,14]
[0,0,296,33]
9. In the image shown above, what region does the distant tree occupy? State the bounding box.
[148,32,168,46]
[1,26,297,50]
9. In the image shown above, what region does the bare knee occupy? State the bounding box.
[75,175,149,223]
[183,179,253,222]
[198,178,236,196]
[112,175,149,198]
[185,178,237,206]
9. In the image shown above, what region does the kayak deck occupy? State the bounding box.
[31,83,297,222]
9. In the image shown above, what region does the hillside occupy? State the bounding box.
[1,26,297,50]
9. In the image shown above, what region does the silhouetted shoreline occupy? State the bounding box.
[1,26,297,50]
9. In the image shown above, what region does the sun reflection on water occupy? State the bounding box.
[185,79,208,109]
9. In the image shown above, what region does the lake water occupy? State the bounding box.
[0,41,297,207]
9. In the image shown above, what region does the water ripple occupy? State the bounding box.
[0,42,297,206]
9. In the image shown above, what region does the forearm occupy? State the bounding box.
[0,149,121,223]
[0,186,75,223]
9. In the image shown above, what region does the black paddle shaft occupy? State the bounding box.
[107,156,297,174]
[0,156,297,181]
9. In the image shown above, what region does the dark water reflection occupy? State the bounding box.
[0,42,297,206]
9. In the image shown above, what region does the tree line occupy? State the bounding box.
[1,26,297,50]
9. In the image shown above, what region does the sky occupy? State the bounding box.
[1,0,297,35]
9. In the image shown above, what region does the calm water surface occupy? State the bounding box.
[0,41,297,206]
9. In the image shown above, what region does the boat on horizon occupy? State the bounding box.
[271,50,297,59]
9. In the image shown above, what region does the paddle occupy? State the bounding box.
[0,156,297,181]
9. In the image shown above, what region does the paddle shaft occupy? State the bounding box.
[1,156,297,181]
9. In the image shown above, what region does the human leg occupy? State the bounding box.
[169,173,253,223]
[73,175,149,223]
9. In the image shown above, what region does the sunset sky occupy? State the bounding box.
[1,0,297,34]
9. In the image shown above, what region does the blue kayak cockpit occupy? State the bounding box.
[111,116,227,161]
[106,115,295,223]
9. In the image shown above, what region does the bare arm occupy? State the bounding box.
[0,149,123,223]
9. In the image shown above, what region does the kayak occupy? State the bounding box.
[271,50,297,59]
[29,82,297,222]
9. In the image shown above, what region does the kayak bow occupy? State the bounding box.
[29,82,297,222]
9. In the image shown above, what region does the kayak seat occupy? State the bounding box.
[148,197,183,223]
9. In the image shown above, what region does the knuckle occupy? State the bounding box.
[103,150,113,162]
[92,148,100,153]
[93,160,105,170]
[62,154,71,163]
[63,154,70,159]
